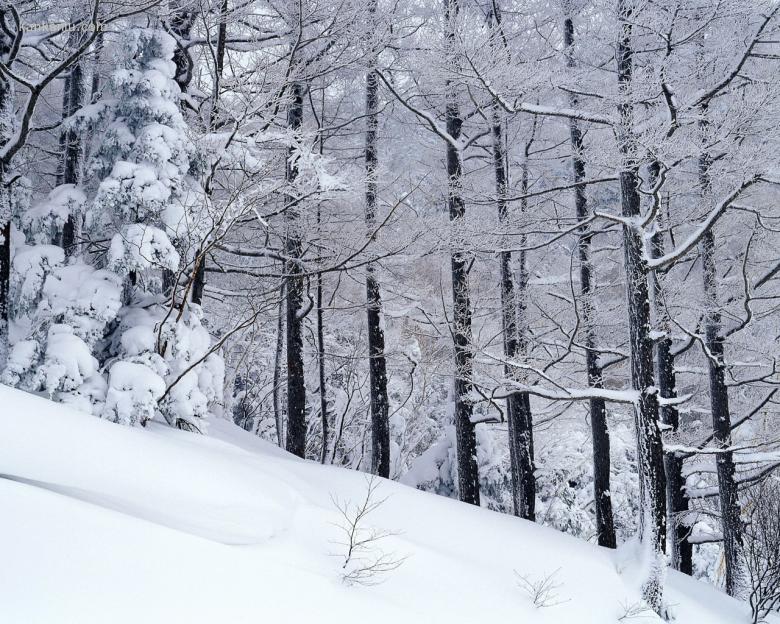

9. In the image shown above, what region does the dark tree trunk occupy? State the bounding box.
[162,3,198,300]
[493,110,534,519]
[170,5,196,94]
[364,1,390,478]
[514,161,536,520]
[284,81,307,459]
[60,46,85,255]
[316,261,329,464]
[90,33,103,103]
[699,144,741,595]
[191,0,229,306]
[0,216,9,364]
[648,162,692,575]
[656,329,693,575]
[445,0,480,506]
[273,281,286,447]
[616,1,666,611]
[0,18,14,365]
[488,1,534,521]
[564,15,615,549]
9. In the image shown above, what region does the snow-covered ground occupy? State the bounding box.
[0,386,752,623]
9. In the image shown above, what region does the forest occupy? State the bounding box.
[1,0,779,620]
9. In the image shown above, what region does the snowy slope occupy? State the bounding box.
[0,386,750,624]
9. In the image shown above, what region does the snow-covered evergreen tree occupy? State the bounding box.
[85,27,222,431]
[4,28,223,430]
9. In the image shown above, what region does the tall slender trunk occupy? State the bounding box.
[273,281,286,447]
[564,15,615,548]
[316,248,329,464]
[493,105,534,519]
[60,28,85,255]
[698,139,741,595]
[284,81,307,458]
[616,1,666,611]
[0,17,15,366]
[0,215,9,366]
[161,6,196,299]
[90,33,103,103]
[364,0,390,477]
[192,0,229,306]
[488,2,534,521]
[445,0,479,506]
[648,162,692,575]
[170,5,196,94]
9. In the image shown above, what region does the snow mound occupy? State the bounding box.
[0,386,750,623]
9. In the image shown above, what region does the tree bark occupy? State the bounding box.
[616,1,667,611]
[487,1,534,521]
[0,17,14,366]
[564,15,615,548]
[493,110,535,519]
[170,4,196,94]
[364,0,390,478]
[647,162,692,575]
[699,143,741,595]
[445,0,479,506]
[60,31,85,255]
[273,281,286,447]
[284,80,307,459]
[192,0,229,306]
[316,259,329,464]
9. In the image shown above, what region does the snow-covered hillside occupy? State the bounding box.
[0,387,751,624]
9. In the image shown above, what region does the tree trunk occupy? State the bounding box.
[445,0,479,506]
[647,162,692,575]
[487,1,534,521]
[364,0,390,478]
[60,38,85,255]
[493,109,534,519]
[284,81,307,459]
[0,216,9,366]
[656,328,693,575]
[316,261,329,464]
[162,3,198,299]
[170,5,196,94]
[90,33,103,103]
[564,15,615,549]
[699,143,741,595]
[0,18,14,366]
[273,281,286,447]
[191,0,229,306]
[616,1,667,611]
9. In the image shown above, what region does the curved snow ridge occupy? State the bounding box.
[0,387,299,544]
[0,473,282,545]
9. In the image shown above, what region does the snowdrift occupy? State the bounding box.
[0,386,750,623]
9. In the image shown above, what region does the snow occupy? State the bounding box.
[109,224,180,273]
[0,386,754,624]
[103,361,166,426]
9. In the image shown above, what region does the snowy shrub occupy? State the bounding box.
[103,294,223,430]
[742,479,780,624]
[3,229,122,415]
[22,185,85,245]
[108,224,181,275]
[400,424,512,511]
[331,476,406,585]
[37,263,123,346]
[9,243,64,317]
[103,360,167,427]
[535,421,639,545]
